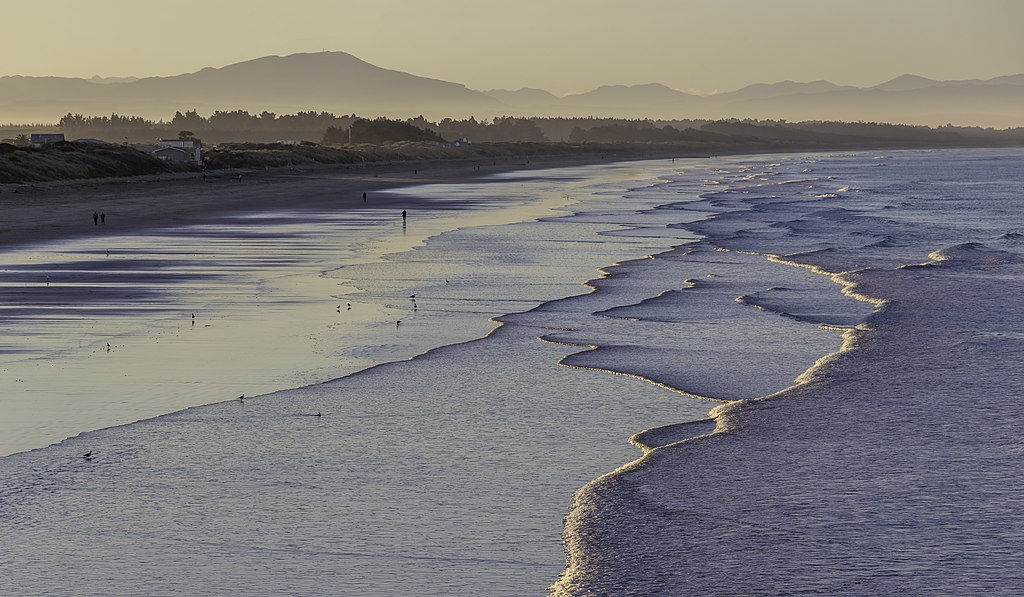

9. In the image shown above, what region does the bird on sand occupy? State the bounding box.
[409,294,416,298]
[237,394,245,401]
[82,451,93,459]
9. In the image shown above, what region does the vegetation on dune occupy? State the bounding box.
[0,141,186,184]
[9,109,1022,148]
[3,110,1023,185]
[202,141,615,170]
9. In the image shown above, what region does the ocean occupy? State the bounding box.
[2,148,1022,595]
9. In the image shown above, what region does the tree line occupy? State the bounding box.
[36,110,1024,147]
[57,110,359,144]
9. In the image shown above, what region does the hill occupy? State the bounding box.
[0,52,501,122]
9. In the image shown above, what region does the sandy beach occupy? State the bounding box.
[0,151,692,456]
[0,152,672,251]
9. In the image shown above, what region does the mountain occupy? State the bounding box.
[872,74,942,92]
[483,88,560,107]
[488,76,1024,127]
[873,73,1024,92]
[1,51,1021,127]
[88,75,139,84]
[717,80,856,102]
[987,74,1024,87]
[721,83,1024,128]
[560,83,696,110]
[0,52,501,122]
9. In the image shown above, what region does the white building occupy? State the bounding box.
[154,138,202,164]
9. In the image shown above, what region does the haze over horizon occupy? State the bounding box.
[3,0,1022,96]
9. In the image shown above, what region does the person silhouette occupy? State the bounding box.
[363,192,367,202]
[402,209,407,222]
[100,212,105,224]
[92,211,99,225]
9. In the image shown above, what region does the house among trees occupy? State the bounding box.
[30,133,65,147]
[153,138,203,164]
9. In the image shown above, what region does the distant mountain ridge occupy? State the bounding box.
[1,52,1021,127]
[485,74,1024,127]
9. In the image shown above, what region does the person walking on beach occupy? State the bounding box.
[402,209,407,223]
[363,192,367,202]
[100,212,105,224]
[92,211,99,225]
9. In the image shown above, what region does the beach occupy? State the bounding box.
[0,154,637,250]
[0,153,670,456]
[2,148,1023,594]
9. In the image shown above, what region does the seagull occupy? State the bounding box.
[82,451,93,459]
[315,412,322,417]
[237,394,245,401]
[409,294,416,298]
[347,303,352,310]
[396,320,402,328]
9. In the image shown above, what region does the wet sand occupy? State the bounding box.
[0,154,683,455]
[0,153,663,250]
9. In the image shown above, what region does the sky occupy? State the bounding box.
[2,0,1022,95]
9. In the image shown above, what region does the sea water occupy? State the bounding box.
[2,149,1022,595]
[554,148,1024,595]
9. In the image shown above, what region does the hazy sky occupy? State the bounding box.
[3,0,1022,95]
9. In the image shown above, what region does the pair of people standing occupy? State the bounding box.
[92,211,105,225]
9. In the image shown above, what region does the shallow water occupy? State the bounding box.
[0,164,644,456]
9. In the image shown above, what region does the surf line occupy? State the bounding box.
[549,243,890,592]
[548,238,892,573]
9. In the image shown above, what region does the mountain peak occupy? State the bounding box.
[873,74,940,92]
[718,79,848,102]
[482,88,560,106]
[564,83,692,105]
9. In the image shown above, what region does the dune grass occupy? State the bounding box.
[0,141,187,184]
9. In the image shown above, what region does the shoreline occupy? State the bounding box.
[0,150,680,251]
[551,147,1024,594]
[2,151,696,454]
[0,156,720,594]
[6,149,1017,593]
[3,141,1016,252]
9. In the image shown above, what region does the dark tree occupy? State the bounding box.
[325,118,445,145]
